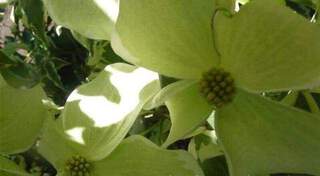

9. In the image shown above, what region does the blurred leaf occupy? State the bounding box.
[0,75,47,154]
[0,50,17,65]
[43,61,64,89]
[71,32,94,51]
[0,43,27,65]
[288,0,317,8]
[0,156,31,176]
[42,0,119,40]
[200,155,229,176]
[0,64,39,89]
[0,43,39,89]
[50,57,70,70]
[19,0,47,43]
[281,91,299,106]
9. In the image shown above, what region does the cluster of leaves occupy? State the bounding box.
[1,0,320,176]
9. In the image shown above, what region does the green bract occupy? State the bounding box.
[112,0,320,175]
[216,90,320,175]
[42,0,119,40]
[59,63,159,161]
[38,63,203,175]
[0,75,47,154]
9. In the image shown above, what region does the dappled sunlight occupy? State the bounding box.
[93,0,119,22]
[67,93,121,127]
[66,65,158,128]
[59,64,159,160]
[66,127,86,145]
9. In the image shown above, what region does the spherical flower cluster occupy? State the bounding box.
[65,155,91,176]
[199,68,235,107]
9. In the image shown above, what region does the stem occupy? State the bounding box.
[302,91,320,113]
[281,91,298,106]
[311,87,320,94]
[138,119,161,136]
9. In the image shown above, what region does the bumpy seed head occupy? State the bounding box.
[199,68,235,108]
[65,155,91,176]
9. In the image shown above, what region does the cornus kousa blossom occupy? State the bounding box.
[112,0,320,175]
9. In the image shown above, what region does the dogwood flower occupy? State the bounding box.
[112,0,320,175]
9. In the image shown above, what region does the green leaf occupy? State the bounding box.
[43,61,64,89]
[163,82,213,147]
[0,50,17,65]
[188,131,223,162]
[0,0,7,8]
[42,0,119,40]
[196,131,223,162]
[0,156,31,176]
[0,43,39,89]
[215,89,320,175]
[0,76,47,154]
[19,0,47,43]
[92,135,204,176]
[112,0,219,79]
[214,0,320,92]
[62,63,160,160]
[71,31,95,51]
[0,64,39,89]
[289,0,317,8]
[88,41,124,67]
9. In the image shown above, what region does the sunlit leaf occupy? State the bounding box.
[62,63,160,160]
[0,76,47,154]
[215,0,320,92]
[215,89,320,175]
[112,0,219,79]
[42,0,119,40]
[92,135,204,176]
